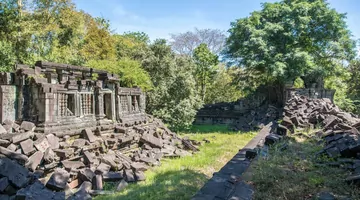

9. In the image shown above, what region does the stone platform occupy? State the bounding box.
[192,122,276,200]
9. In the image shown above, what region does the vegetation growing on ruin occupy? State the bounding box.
[95,125,256,200]
[245,134,360,200]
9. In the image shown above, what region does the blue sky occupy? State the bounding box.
[73,0,360,42]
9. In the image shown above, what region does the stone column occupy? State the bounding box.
[43,93,55,123]
[0,85,17,123]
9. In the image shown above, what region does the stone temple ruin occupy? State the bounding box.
[0,61,198,200]
[195,84,335,131]
[0,61,146,135]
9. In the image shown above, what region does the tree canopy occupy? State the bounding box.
[225,0,356,87]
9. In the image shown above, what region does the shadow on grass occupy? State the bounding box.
[97,169,208,200]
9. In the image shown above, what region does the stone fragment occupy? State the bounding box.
[0,139,10,147]
[140,156,157,165]
[46,134,59,149]
[93,174,103,190]
[61,160,85,170]
[46,168,70,191]
[53,148,74,159]
[67,181,92,200]
[0,146,28,164]
[20,121,36,131]
[44,148,55,164]
[245,149,257,159]
[12,131,34,144]
[316,192,335,200]
[265,134,282,146]
[34,136,51,152]
[83,129,97,143]
[140,134,162,148]
[135,170,146,181]
[72,139,87,147]
[83,151,96,164]
[102,171,123,182]
[68,178,81,189]
[0,177,9,193]
[0,157,30,188]
[131,162,148,171]
[78,168,95,182]
[116,179,128,192]
[25,151,44,171]
[0,124,7,134]
[20,139,34,155]
[95,163,111,175]
[124,169,135,182]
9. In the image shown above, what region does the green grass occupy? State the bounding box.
[248,134,360,200]
[95,125,256,200]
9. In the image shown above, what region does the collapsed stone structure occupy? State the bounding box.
[0,61,146,135]
[0,61,198,199]
[267,94,360,185]
[195,84,335,131]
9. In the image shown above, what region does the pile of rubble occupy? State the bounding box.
[266,94,360,185]
[231,104,279,132]
[0,116,198,199]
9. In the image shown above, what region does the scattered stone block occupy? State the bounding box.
[245,149,257,159]
[102,171,123,181]
[20,139,34,155]
[34,137,50,153]
[95,163,111,175]
[93,174,103,190]
[0,124,7,134]
[44,147,55,164]
[140,134,162,148]
[0,139,10,147]
[68,178,81,189]
[124,169,135,182]
[83,151,96,164]
[134,171,145,181]
[116,179,128,192]
[46,168,70,191]
[83,129,97,143]
[131,162,148,171]
[0,177,9,193]
[0,146,29,164]
[0,157,30,188]
[12,131,34,144]
[20,121,36,131]
[265,134,282,146]
[78,168,95,182]
[46,134,59,149]
[25,151,44,171]
[61,160,85,170]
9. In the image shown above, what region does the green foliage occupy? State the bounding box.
[86,59,152,91]
[193,43,219,101]
[143,40,202,130]
[225,0,356,87]
[205,65,243,104]
[293,77,304,88]
[0,41,16,72]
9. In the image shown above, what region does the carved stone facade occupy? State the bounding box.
[0,61,146,135]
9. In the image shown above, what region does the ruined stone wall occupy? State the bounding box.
[0,61,147,136]
[284,88,335,103]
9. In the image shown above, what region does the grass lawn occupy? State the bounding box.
[95,125,256,200]
[247,134,360,200]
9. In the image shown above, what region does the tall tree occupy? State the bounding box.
[170,28,226,56]
[143,39,202,130]
[225,0,356,103]
[193,43,219,101]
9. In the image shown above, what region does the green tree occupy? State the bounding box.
[205,65,243,104]
[193,43,219,101]
[225,0,356,103]
[86,59,152,91]
[143,39,202,130]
